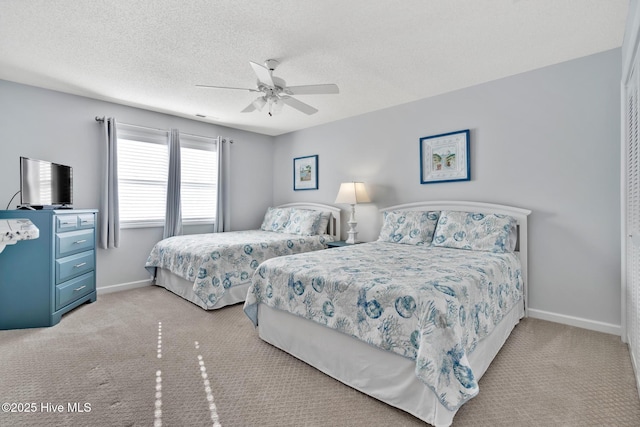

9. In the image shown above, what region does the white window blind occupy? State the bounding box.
[180,135,218,223]
[116,125,218,227]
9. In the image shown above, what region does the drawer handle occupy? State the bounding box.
[81,220,90,223]
[73,240,87,244]
[61,222,75,225]
[73,285,87,292]
[73,262,87,268]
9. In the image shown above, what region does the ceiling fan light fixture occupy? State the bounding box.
[269,96,284,116]
[252,96,267,111]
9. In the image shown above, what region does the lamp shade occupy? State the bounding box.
[334,182,371,204]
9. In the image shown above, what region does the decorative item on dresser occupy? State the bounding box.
[0,218,39,253]
[0,209,98,330]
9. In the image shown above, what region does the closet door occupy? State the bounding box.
[624,61,640,366]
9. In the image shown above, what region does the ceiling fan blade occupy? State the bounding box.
[249,61,275,87]
[196,84,259,92]
[280,95,318,115]
[285,84,339,95]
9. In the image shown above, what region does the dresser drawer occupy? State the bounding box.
[55,271,95,310]
[77,214,95,230]
[56,229,95,258]
[56,250,95,284]
[56,215,80,232]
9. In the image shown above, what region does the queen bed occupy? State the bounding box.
[243,201,531,426]
[145,202,341,310]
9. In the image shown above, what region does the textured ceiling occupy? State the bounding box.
[0,0,629,136]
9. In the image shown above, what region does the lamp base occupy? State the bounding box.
[345,208,358,244]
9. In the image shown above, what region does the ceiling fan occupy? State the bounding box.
[196,59,339,116]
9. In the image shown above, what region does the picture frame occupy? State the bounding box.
[419,129,470,184]
[293,155,318,191]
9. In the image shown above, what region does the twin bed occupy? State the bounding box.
[145,203,341,309]
[145,200,530,426]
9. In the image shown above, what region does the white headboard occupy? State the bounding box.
[276,203,341,240]
[380,200,532,316]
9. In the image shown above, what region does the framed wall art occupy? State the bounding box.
[293,155,318,190]
[419,129,470,184]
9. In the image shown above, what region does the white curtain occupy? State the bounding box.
[99,117,120,249]
[163,128,182,239]
[214,138,230,232]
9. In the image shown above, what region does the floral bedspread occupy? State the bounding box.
[244,241,523,410]
[145,230,332,309]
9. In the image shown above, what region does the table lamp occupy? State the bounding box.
[334,182,370,244]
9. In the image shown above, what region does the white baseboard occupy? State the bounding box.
[528,308,621,336]
[97,279,152,295]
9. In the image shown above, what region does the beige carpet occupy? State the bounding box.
[0,285,638,427]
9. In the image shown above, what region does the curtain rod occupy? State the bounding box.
[94,116,233,143]
[94,116,165,133]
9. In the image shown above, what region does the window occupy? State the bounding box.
[180,135,217,223]
[117,125,218,227]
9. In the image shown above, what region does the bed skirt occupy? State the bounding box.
[155,268,250,310]
[256,299,524,427]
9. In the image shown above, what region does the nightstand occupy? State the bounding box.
[326,240,363,248]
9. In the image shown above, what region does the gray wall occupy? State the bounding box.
[273,49,622,331]
[0,48,622,331]
[0,80,274,289]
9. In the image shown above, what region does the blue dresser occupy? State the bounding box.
[0,209,98,329]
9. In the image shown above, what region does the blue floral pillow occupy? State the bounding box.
[284,209,323,236]
[377,210,441,245]
[431,211,516,253]
[260,207,292,233]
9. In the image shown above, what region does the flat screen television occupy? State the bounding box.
[20,157,73,209]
